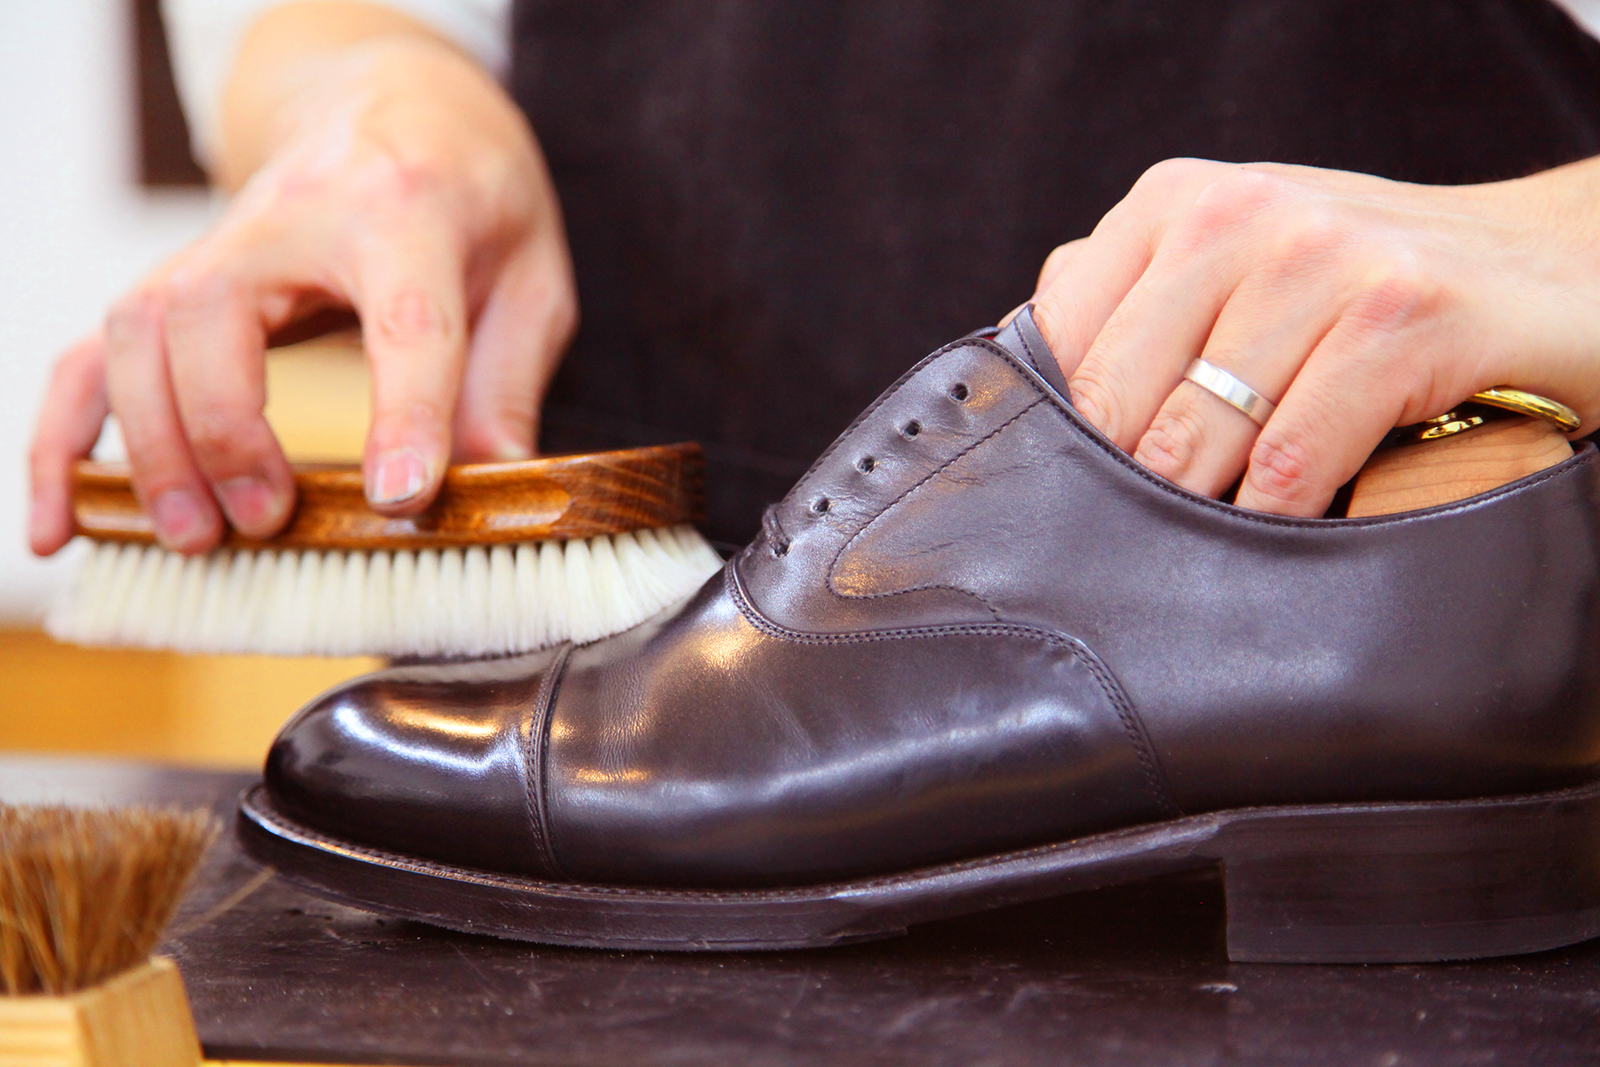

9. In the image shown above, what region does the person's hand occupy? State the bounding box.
[28,7,576,556]
[1025,157,1600,516]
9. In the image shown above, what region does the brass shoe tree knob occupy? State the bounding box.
[1346,390,1579,518]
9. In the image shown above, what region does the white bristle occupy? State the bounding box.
[46,525,722,658]
[487,545,517,654]
[363,550,394,654]
[534,540,564,649]
[389,549,417,653]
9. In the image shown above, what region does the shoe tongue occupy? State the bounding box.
[993,304,1072,402]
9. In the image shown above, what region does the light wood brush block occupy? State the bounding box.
[1347,417,1574,518]
[0,957,200,1067]
[70,443,706,550]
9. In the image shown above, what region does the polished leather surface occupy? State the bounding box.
[268,648,566,874]
[267,307,1600,885]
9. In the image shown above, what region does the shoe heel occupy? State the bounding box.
[1219,782,1600,963]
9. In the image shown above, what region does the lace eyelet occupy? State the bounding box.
[857,456,875,473]
[773,540,790,558]
[950,383,969,402]
[902,420,921,438]
[811,497,831,515]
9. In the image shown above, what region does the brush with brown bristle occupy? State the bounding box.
[0,805,217,1067]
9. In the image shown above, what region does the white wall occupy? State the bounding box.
[0,0,220,622]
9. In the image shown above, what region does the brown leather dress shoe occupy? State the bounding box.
[241,307,1600,962]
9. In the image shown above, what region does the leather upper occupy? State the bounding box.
[266,308,1600,886]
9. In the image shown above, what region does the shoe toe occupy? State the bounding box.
[264,648,565,875]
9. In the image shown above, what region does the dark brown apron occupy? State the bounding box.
[511,0,1600,542]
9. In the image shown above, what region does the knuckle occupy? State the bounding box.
[1037,241,1077,285]
[1246,431,1318,505]
[182,409,246,458]
[1182,169,1290,243]
[533,274,580,349]
[1280,204,1350,263]
[1133,157,1210,197]
[1102,158,1212,232]
[163,261,243,319]
[48,346,98,395]
[374,399,452,444]
[1199,168,1290,212]
[371,288,460,349]
[1136,402,1209,476]
[456,404,535,458]
[1066,360,1128,434]
[104,289,164,348]
[1346,252,1439,334]
[354,149,443,206]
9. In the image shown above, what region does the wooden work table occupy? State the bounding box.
[1,754,1596,1066]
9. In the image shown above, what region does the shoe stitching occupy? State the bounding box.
[1008,315,1070,402]
[728,566,1180,818]
[786,337,998,496]
[248,783,1212,899]
[520,642,572,879]
[825,394,1045,614]
[250,776,1600,900]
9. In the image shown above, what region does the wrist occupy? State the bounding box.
[217,2,494,190]
[1469,154,1600,250]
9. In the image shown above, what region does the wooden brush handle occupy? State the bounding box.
[72,444,706,550]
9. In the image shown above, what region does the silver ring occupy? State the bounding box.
[1181,358,1277,427]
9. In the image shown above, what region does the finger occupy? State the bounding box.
[1067,177,1303,452]
[354,221,469,515]
[1134,386,1265,500]
[164,250,296,538]
[452,234,577,461]
[28,334,111,555]
[1033,237,1087,297]
[103,290,224,553]
[1029,159,1226,381]
[996,237,1085,331]
[1235,313,1420,517]
[1067,239,1248,451]
[1072,167,1334,456]
[1133,255,1344,497]
[1029,215,1158,390]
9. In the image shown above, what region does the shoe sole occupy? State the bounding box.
[237,779,1600,962]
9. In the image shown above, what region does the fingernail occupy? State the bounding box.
[492,440,534,462]
[369,448,428,505]
[216,476,280,532]
[152,489,207,549]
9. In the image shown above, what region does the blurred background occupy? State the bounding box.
[0,0,375,769]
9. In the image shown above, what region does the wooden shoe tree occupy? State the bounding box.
[1346,417,1574,518]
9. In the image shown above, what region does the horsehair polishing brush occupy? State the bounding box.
[0,804,216,1067]
[47,444,723,658]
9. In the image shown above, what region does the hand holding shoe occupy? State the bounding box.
[1026,157,1600,515]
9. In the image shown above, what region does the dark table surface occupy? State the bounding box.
[1,753,1597,1066]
